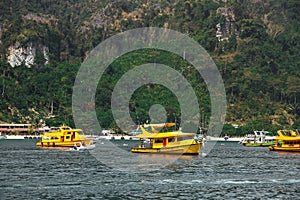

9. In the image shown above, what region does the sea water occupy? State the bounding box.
[0,140,299,199]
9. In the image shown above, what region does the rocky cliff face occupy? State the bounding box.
[0,26,2,44]
[216,6,237,41]
[7,42,49,68]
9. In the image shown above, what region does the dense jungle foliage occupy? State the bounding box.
[0,0,299,135]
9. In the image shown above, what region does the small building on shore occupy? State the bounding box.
[0,123,43,135]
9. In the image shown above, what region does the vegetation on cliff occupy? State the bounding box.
[0,0,299,135]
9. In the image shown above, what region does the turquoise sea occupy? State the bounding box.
[0,140,299,199]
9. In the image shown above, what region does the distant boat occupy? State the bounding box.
[96,129,130,140]
[239,131,275,147]
[205,136,241,142]
[131,123,203,155]
[97,134,139,140]
[127,129,142,136]
[5,135,41,140]
[224,135,229,141]
[269,130,300,152]
[0,135,6,140]
[127,125,142,136]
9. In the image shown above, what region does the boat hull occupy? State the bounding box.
[5,135,41,139]
[243,142,275,147]
[206,136,242,142]
[269,145,300,152]
[36,139,93,147]
[131,143,201,155]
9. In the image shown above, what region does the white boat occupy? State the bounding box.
[239,131,275,147]
[127,129,142,136]
[5,135,41,139]
[205,136,242,142]
[97,135,139,140]
[0,135,6,140]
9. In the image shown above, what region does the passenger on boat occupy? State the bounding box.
[142,140,151,148]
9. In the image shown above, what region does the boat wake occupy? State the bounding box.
[69,142,96,151]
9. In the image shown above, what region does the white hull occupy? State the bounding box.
[5,135,41,140]
[205,136,242,142]
[87,135,139,140]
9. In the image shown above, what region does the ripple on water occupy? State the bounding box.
[0,140,299,199]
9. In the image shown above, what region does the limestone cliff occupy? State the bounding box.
[7,42,49,68]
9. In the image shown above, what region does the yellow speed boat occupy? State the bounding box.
[131,123,203,155]
[269,130,300,152]
[36,125,93,147]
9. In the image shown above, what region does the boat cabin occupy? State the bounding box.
[139,133,195,149]
[131,123,202,154]
[275,130,300,148]
[41,126,86,143]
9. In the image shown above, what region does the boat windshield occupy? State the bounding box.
[50,127,60,132]
[280,130,299,136]
[61,126,71,130]
[281,130,292,136]
[78,131,84,135]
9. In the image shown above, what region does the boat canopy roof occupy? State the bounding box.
[140,123,177,133]
[134,123,195,138]
[276,130,300,140]
[44,126,83,136]
[133,131,195,139]
[141,123,176,128]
